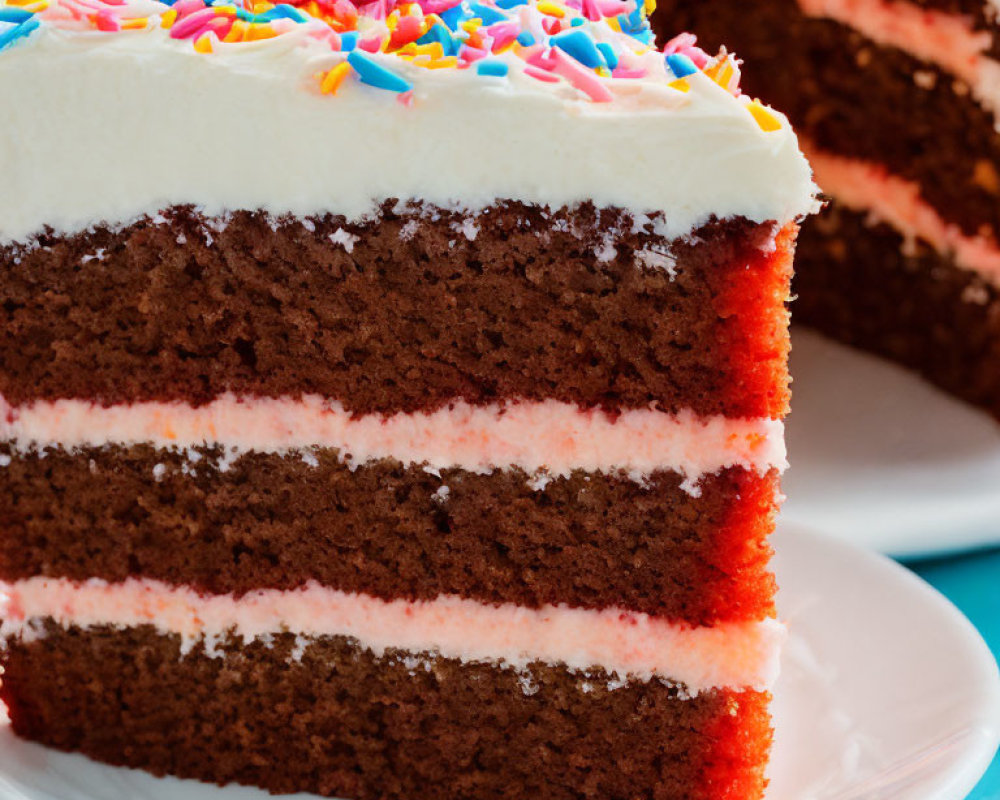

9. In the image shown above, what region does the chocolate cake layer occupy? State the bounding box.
[0,445,778,625]
[794,202,1000,418]
[653,0,1000,237]
[1,623,771,800]
[0,204,791,419]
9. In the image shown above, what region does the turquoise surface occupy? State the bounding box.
[907,549,1000,800]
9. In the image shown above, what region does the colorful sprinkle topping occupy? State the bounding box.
[0,0,786,131]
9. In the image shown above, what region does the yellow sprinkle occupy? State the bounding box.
[643,0,655,14]
[668,77,690,93]
[320,61,351,95]
[460,18,481,33]
[245,23,278,40]
[605,16,620,31]
[596,66,611,78]
[747,100,781,132]
[423,55,458,69]
[193,32,213,52]
[121,16,148,28]
[536,0,565,16]
[252,1,274,12]
[160,8,177,27]
[224,19,247,41]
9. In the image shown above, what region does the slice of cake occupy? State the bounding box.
[0,1,816,798]
[652,0,1000,418]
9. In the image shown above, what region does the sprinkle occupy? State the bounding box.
[667,76,689,92]
[339,30,358,49]
[468,1,505,24]
[0,6,32,21]
[550,45,612,101]
[550,28,602,68]
[524,64,559,82]
[515,29,534,45]
[495,0,527,7]
[665,52,696,78]
[746,99,781,132]
[347,48,414,92]
[320,60,351,93]
[595,40,616,68]
[536,0,565,15]
[476,59,508,76]
[0,15,38,50]
[193,30,213,50]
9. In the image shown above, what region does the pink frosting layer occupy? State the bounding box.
[807,146,1000,282]
[797,0,999,118]
[0,577,785,692]
[0,395,786,480]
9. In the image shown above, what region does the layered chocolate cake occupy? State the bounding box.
[0,0,817,797]
[653,0,1000,418]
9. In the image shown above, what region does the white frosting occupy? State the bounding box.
[0,576,787,692]
[0,395,787,483]
[796,0,1000,128]
[0,22,818,244]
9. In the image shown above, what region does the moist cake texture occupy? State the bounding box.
[0,0,816,797]
[652,0,1000,417]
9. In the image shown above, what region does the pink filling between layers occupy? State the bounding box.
[0,577,785,692]
[796,0,996,94]
[0,395,786,480]
[807,146,1000,282]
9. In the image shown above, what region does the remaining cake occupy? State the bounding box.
[653,0,1000,418]
[0,1,816,798]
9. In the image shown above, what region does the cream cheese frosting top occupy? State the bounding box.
[0,0,818,242]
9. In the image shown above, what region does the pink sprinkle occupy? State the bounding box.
[581,0,601,20]
[611,66,645,78]
[524,65,560,83]
[460,44,488,62]
[526,46,558,70]
[94,8,120,30]
[595,0,629,15]
[171,0,206,17]
[396,90,414,106]
[662,33,709,67]
[550,46,613,101]
[169,6,215,38]
[418,0,461,12]
[204,13,233,39]
[541,16,558,33]
[358,35,384,52]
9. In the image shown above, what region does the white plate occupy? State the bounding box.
[782,329,1000,559]
[0,525,997,800]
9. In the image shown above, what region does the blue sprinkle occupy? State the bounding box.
[347,50,413,93]
[495,0,527,7]
[476,60,509,77]
[570,16,584,26]
[550,29,603,68]
[630,27,652,44]
[596,41,617,69]
[339,30,359,51]
[416,23,460,56]
[0,16,39,53]
[468,1,506,24]
[0,7,33,22]
[515,30,534,46]
[438,3,467,31]
[268,3,310,21]
[666,52,697,78]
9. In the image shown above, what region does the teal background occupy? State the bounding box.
[908,549,1000,800]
